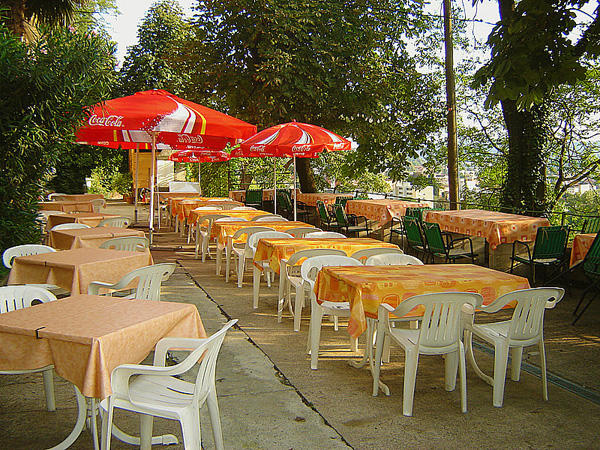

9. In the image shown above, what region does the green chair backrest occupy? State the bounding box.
[276,191,292,210]
[582,231,600,277]
[334,205,349,227]
[246,189,263,205]
[532,226,569,260]
[422,222,447,255]
[405,207,430,222]
[354,193,368,200]
[583,217,600,234]
[335,196,350,207]
[316,201,330,222]
[402,216,424,248]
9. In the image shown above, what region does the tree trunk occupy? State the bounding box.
[5,0,27,37]
[295,157,317,193]
[499,99,547,214]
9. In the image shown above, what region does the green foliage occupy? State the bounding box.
[185,162,231,197]
[0,24,116,254]
[88,150,131,196]
[553,190,600,231]
[118,0,192,95]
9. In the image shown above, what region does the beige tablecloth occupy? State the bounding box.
[295,193,353,207]
[0,295,205,399]
[49,227,146,250]
[38,201,94,213]
[346,199,430,226]
[46,212,120,230]
[8,248,153,294]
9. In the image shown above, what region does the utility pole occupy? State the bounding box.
[444,0,459,209]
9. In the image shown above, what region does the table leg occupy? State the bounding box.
[348,318,390,396]
[48,385,87,450]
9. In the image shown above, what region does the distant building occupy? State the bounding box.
[566,181,596,195]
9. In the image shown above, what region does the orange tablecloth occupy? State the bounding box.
[315,264,530,338]
[295,193,353,207]
[8,248,153,294]
[46,212,120,230]
[346,199,430,226]
[51,194,104,202]
[49,227,146,250]
[174,199,243,221]
[215,221,315,246]
[254,238,400,273]
[39,201,94,213]
[424,209,550,250]
[262,188,300,201]
[570,233,596,267]
[188,208,269,226]
[0,295,205,399]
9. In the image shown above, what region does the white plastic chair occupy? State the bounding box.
[188,207,222,243]
[100,320,237,450]
[48,192,67,201]
[253,215,289,222]
[463,287,565,407]
[97,217,131,228]
[91,198,106,212]
[0,285,57,411]
[213,217,249,274]
[217,203,241,210]
[286,227,321,238]
[249,231,294,304]
[350,247,404,263]
[373,292,483,417]
[194,214,231,261]
[302,255,363,369]
[224,226,273,282]
[278,248,346,331]
[87,263,176,301]
[99,236,149,252]
[364,253,424,266]
[50,223,91,231]
[304,231,347,239]
[230,206,256,210]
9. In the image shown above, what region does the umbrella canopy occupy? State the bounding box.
[231,121,352,218]
[169,149,230,163]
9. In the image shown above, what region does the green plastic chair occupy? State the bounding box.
[389,216,403,244]
[405,207,430,222]
[573,231,600,324]
[510,225,569,286]
[278,190,309,222]
[316,200,339,231]
[582,217,600,234]
[245,189,263,208]
[422,221,476,264]
[333,204,369,237]
[402,216,427,258]
[335,196,350,207]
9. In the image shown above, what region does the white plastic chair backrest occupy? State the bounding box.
[90,199,106,211]
[3,244,56,268]
[231,226,274,241]
[194,206,220,211]
[286,227,321,238]
[305,231,347,239]
[197,214,230,230]
[97,217,131,228]
[483,287,565,343]
[365,253,424,266]
[50,223,91,231]
[247,231,293,253]
[39,210,66,219]
[99,236,149,252]
[231,206,256,210]
[300,255,362,291]
[254,216,289,222]
[113,263,176,301]
[215,216,244,222]
[48,193,67,201]
[145,320,238,407]
[0,285,56,313]
[286,248,347,269]
[351,247,404,263]
[386,292,483,351]
[251,214,286,221]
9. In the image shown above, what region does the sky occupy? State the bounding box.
[102,0,500,65]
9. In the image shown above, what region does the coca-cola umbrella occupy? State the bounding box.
[76,89,257,242]
[231,121,351,219]
[169,149,230,195]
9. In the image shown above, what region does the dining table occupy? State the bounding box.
[48,226,146,250]
[38,201,94,213]
[7,247,153,295]
[173,198,243,224]
[295,192,354,207]
[570,233,597,267]
[46,212,120,230]
[345,199,431,228]
[0,294,205,449]
[229,190,246,202]
[423,209,551,270]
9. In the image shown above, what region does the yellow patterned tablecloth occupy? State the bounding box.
[215,221,315,246]
[253,238,400,273]
[346,199,430,226]
[295,193,353,207]
[570,233,596,267]
[188,208,270,227]
[315,264,530,338]
[424,209,550,250]
[174,199,243,221]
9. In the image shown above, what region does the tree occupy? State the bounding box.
[186,0,442,192]
[473,0,600,213]
[118,0,192,96]
[0,0,86,38]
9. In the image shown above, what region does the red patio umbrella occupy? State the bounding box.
[76,89,256,241]
[169,149,230,195]
[231,121,351,218]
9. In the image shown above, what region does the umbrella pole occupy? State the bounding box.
[293,156,297,221]
[149,134,157,244]
[134,145,139,224]
[273,158,277,215]
[198,162,202,195]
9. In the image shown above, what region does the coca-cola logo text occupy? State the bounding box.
[250,145,267,152]
[88,115,124,127]
[292,145,312,152]
[177,135,204,144]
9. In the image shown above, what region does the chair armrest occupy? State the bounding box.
[153,336,208,366]
[110,363,182,398]
[87,281,117,295]
[451,235,474,253]
[512,240,532,261]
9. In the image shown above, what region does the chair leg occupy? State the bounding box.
[216,247,223,275]
[492,343,510,408]
[294,284,304,331]
[207,388,224,450]
[252,266,261,309]
[403,349,419,417]
[572,291,597,325]
[444,349,458,392]
[139,414,153,450]
[510,347,524,381]
[179,409,201,450]
[459,343,467,413]
[42,369,56,412]
[103,400,114,450]
[539,340,549,401]
[310,297,324,370]
[372,319,387,396]
[237,254,245,288]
